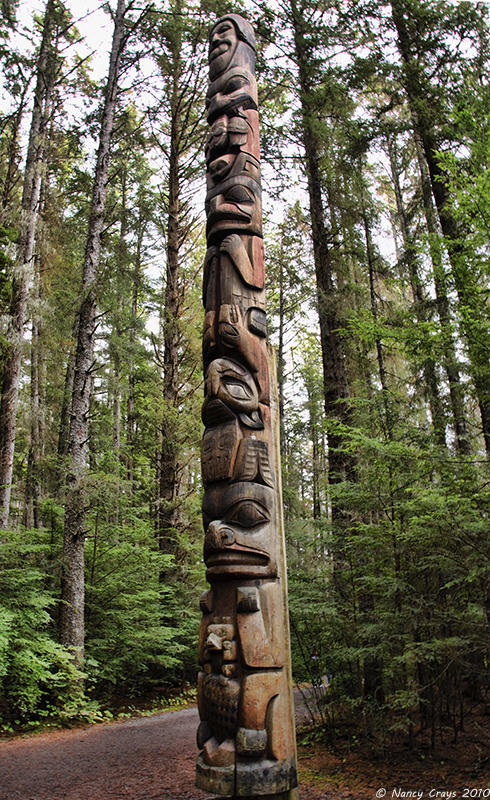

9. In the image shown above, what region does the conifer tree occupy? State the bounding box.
[0,0,66,527]
[60,0,131,664]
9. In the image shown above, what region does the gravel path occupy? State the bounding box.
[0,694,314,800]
[0,705,210,800]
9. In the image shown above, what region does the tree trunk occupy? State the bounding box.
[390,0,487,452]
[24,272,42,529]
[126,227,142,485]
[0,0,59,528]
[290,2,352,490]
[157,12,183,555]
[413,134,470,454]
[111,169,127,462]
[0,79,30,222]
[358,185,386,706]
[56,347,75,489]
[416,110,489,454]
[307,382,321,520]
[360,186,392,437]
[386,136,446,446]
[278,245,285,433]
[60,0,127,664]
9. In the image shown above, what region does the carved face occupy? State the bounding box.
[207,67,257,124]
[206,115,251,172]
[209,18,239,81]
[206,163,262,240]
[202,481,277,578]
[204,358,258,414]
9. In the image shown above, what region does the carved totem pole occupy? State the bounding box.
[196,14,298,799]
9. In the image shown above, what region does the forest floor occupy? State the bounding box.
[295,701,490,800]
[0,695,488,800]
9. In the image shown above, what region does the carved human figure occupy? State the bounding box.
[206,17,261,243]
[203,236,269,404]
[208,14,256,83]
[196,584,296,796]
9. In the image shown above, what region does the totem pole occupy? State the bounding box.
[196,14,298,799]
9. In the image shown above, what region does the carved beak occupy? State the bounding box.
[206,632,224,651]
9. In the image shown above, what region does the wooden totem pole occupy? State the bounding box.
[196,14,298,799]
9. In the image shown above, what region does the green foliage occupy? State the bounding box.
[0,501,202,727]
[0,528,86,727]
[84,491,189,693]
[287,396,489,743]
[435,81,490,397]
[0,0,487,751]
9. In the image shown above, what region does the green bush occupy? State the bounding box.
[0,528,85,728]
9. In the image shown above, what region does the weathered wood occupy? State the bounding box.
[196,14,297,799]
[209,793,298,800]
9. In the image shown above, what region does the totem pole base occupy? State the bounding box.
[215,792,299,800]
[242,790,299,800]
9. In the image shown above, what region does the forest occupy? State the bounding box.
[0,0,488,770]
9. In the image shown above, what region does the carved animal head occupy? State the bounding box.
[202,481,278,578]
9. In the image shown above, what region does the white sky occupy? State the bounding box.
[18,0,111,76]
[11,0,396,347]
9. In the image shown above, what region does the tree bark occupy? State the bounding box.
[111,169,128,462]
[0,0,59,528]
[126,225,142,485]
[290,0,353,489]
[390,0,487,452]
[0,78,30,222]
[360,186,392,434]
[386,136,446,446]
[60,0,127,664]
[278,245,285,433]
[56,347,75,488]
[157,3,184,554]
[413,135,470,454]
[24,271,43,529]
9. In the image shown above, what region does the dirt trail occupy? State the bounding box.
[0,705,210,800]
[4,694,484,800]
[0,696,319,800]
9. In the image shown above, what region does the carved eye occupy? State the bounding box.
[226,500,269,528]
[209,123,227,141]
[225,76,247,94]
[217,23,232,34]
[223,381,251,400]
[219,323,239,341]
[225,185,253,204]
